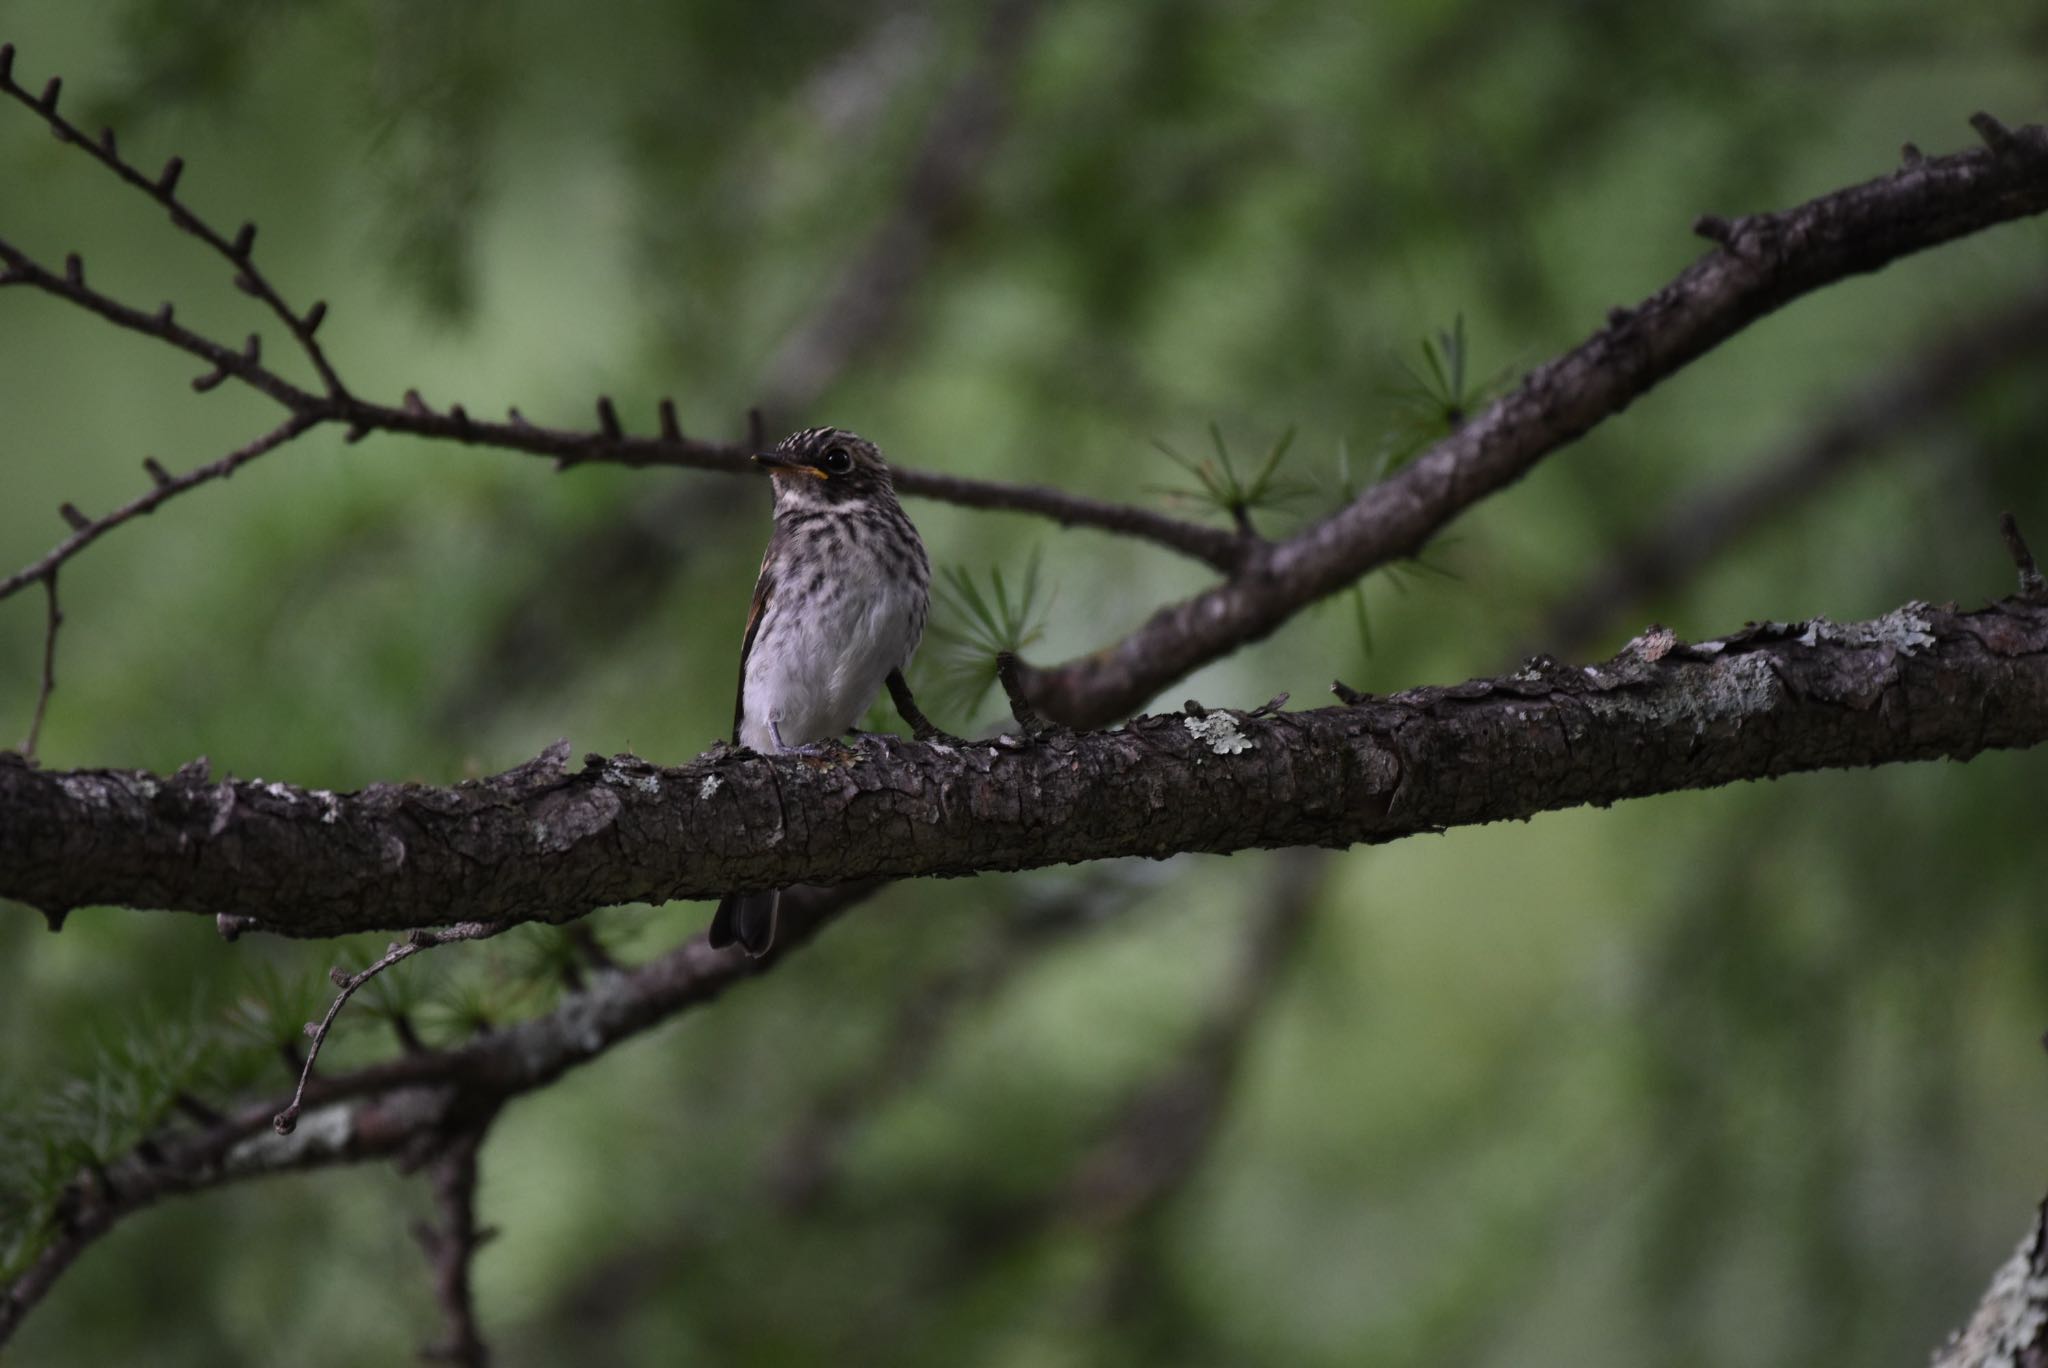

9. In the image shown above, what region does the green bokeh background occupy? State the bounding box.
[3,2,2047,1363]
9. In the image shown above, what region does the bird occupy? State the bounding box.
[709,426,937,957]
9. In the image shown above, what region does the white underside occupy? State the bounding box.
[739,572,925,753]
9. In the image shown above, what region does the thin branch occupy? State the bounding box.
[273,920,512,1136]
[0,235,312,414]
[891,467,1247,570]
[0,414,317,602]
[1015,115,2048,726]
[0,882,877,1348]
[1536,281,2048,657]
[1072,853,1323,1338]
[7,592,2048,936]
[0,37,1229,592]
[17,571,59,761]
[0,42,347,398]
[2001,512,2048,603]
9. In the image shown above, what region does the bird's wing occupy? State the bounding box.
[733,561,774,744]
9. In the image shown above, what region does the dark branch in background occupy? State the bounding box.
[415,1128,497,1368]
[7,590,2048,936]
[274,919,514,1136]
[773,867,1161,1212]
[0,882,878,1348]
[1536,279,2048,658]
[1077,851,1318,1224]
[1077,850,1322,1329]
[1014,116,2048,726]
[759,0,1039,423]
[860,851,1322,1350]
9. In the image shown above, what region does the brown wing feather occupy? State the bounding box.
[733,564,773,743]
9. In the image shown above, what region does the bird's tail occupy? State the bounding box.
[709,890,781,957]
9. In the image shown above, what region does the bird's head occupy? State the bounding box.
[754,427,896,509]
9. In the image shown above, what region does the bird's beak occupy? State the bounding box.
[752,450,824,479]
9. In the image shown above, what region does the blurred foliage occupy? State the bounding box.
[2,0,2047,1364]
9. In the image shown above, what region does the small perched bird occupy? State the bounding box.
[709,426,936,957]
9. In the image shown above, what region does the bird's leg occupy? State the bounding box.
[886,669,963,746]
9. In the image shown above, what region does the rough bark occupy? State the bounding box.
[5,596,2045,938]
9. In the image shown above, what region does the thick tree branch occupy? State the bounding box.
[1018,118,2048,726]
[5,595,2046,937]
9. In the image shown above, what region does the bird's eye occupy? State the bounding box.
[821,445,853,474]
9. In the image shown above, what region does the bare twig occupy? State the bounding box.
[17,570,59,761]
[0,414,318,602]
[2002,512,2048,603]
[416,1128,497,1367]
[0,36,1230,595]
[0,42,348,399]
[273,920,512,1135]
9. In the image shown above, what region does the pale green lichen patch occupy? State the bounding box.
[1590,651,1783,733]
[1184,712,1253,755]
[699,773,723,799]
[602,760,663,795]
[1798,602,1936,653]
